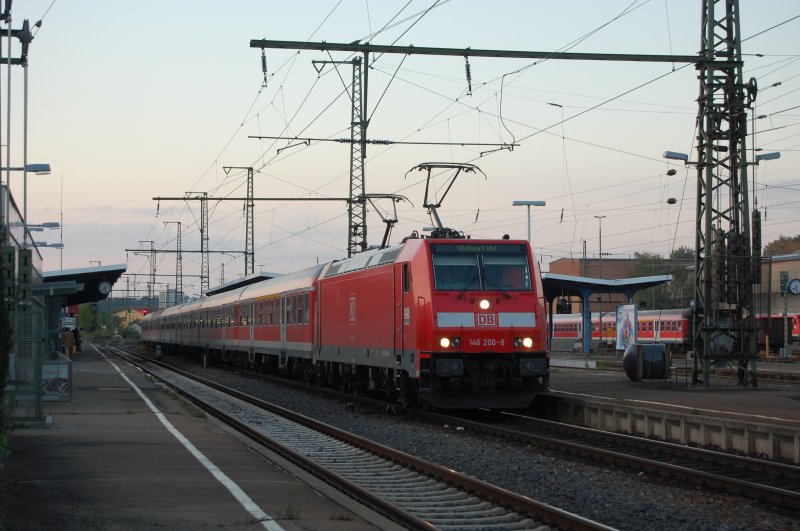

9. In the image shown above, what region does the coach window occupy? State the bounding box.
[303,293,310,324]
[286,297,294,325]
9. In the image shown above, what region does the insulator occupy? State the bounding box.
[751,210,762,284]
[464,56,472,96]
[261,49,268,88]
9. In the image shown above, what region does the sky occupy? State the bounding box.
[4,1,799,298]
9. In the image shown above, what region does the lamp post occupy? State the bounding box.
[34,241,63,249]
[594,214,607,287]
[1,163,50,242]
[220,252,235,284]
[27,221,59,231]
[594,215,606,261]
[511,200,546,245]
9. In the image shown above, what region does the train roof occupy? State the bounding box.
[241,263,327,299]
[323,244,404,278]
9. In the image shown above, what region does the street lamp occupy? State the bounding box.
[35,242,63,249]
[27,221,59,231]
[1,163,51,174]
[754,152,780,163]
[662,151,690,164]
[511,200,546,244]
[594,215,606,262]
[1,163,51,244]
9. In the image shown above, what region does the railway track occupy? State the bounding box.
[201,349,800,510]
[105,345,611,531]
[430,408,800,510]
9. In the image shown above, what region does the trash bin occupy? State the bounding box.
[623,343,668,381]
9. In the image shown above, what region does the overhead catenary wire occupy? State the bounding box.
[133,3,799,296]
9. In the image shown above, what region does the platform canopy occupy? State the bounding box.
[541,272,672,353]
[541,273,673,302]
[38,264,127,306]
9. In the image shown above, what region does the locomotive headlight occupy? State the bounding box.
[479,299,490,310]
[514,337,534,348]
[440,337,462,348]
[523,337,533,348]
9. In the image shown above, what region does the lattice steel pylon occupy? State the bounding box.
[222,166,255,275]
[185,192,210,296]
[347,56,367,257]
[163,221,182,304]
[692,0,758,387]
[245,167,254,274]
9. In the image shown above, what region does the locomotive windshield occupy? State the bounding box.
[431,243,532,291]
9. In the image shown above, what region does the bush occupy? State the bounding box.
[119,327,141,340]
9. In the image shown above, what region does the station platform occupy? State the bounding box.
[2,346,397,531]
[543,353,800,463]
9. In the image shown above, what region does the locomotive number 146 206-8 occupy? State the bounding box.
[469,338,506,347]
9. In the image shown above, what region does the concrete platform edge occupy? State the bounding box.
[544,393,800,463]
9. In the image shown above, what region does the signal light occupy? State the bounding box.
[142,309,149,316]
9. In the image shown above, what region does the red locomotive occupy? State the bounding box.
[142,236,550,409]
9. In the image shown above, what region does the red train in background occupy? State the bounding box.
[551,309,693,352]
[141,236,550,409]
[551,309,800,353]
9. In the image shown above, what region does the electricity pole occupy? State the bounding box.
[692,0,757,387]
[163,221,182,305]
[138,240,155,299]
[223,166,254,275]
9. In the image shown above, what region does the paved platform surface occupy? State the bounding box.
[548,358,800,428]
[2,347,399,531]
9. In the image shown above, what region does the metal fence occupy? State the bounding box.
[6,305,43,420]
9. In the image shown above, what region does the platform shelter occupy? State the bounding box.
[541,273,672,353]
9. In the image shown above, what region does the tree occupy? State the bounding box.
[78,304,96,332]
[631,248,695,310]
[632,252,665,309]
[763,235,800,257]
[665,246,695,309]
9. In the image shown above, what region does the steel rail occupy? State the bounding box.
[424,410,800,509]
[109,345,611,531]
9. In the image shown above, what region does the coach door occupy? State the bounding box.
[394,263,411,365]
[248,300,255,358]
[279,295,288,366]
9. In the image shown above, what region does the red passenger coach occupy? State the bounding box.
[142,236,549,410]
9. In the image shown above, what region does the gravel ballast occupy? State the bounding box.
[161,356,799,531]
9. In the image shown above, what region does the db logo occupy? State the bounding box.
[349,295,357,322]
[477,313,497,326]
